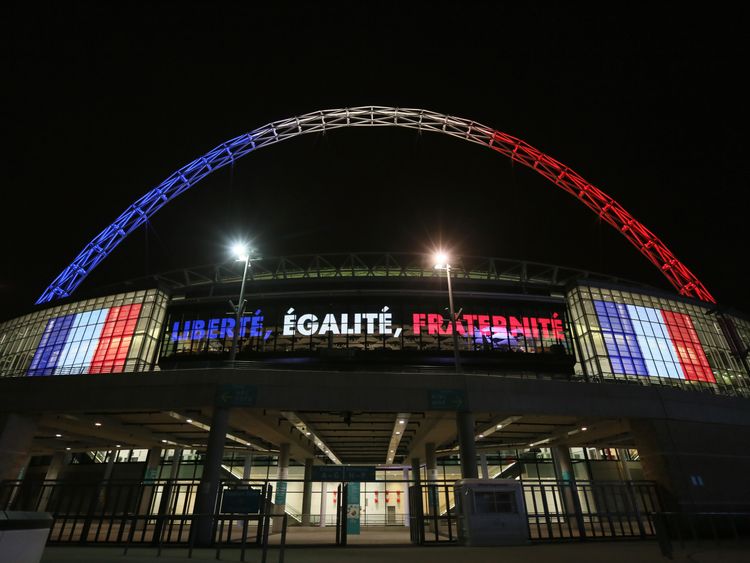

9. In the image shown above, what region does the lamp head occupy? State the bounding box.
[433,251,449,269]
[232,243,250,262]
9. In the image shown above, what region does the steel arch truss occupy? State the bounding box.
[36,106,715,304]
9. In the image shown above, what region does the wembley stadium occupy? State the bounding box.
[1,107,749,550]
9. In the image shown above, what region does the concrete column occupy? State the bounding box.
[552,446,575,482]
[301,458,314,525]
[103,450,117,481]
[136,447,162,523]
[411,457,422,487]
[479,453,489,479]
[38,451,71,511]
[169,448,183,480]
[0,413,37,481]
[195,406,230,546]
[456,411,478,479]
[319,481,327,527]
[45,451,70,481]
[98,450,117,511]
[274,443,290,515]
[242,451,254,480]
[616,448,632,481]
[627,418,750,512]
[425,443,438,482]
[425,443,439,533]
[403,467,411,527]
[551,446,583,532]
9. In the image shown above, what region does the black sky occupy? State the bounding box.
[3,2,749,320]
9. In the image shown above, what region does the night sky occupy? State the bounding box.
[3,2,749,321]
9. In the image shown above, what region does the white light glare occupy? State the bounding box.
[434,251,449,268]
[232,243,250,262]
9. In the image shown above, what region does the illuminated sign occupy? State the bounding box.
[27,304,142,376]
[593,300,715,383]
[282,307,401,337]
[412,312,564,339]
[167,306,566,349]
[170,310,272,341]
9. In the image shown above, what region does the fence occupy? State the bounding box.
[408,479,661,544]
[1,476,661,547]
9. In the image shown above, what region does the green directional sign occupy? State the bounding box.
[310,466,344,482]
[346,482,361,535]
[274,481,288,505]
[311,466,377,482]
[344,466,376,482]
[216,384,257,407]
[221,488,262,514]
[428,389,466,410]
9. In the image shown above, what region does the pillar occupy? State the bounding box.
[0,413,37,481]
[274,443,290,517]
[425,443,439,533]
[631,418,750,512]
[479,453,489,479]
[98,450,117,510]
[194,406,230,546]
[403,466,412,527]
[301,458,314,525]
[551,445,583,532]
[38,451,71,512]
[242,451,253,480]
[616,448,632,481]
[169,448,183,480]
[411,457,422,487]
[319,481,327,527]
[456,411,478,479]
[136,446,162,528]
[425,443,438,482]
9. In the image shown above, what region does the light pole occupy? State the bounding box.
[434,252,462,373]
[434,251,478,479]
[228,244,251,362]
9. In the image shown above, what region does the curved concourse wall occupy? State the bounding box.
[567,284,750,397]
[0,289,168,377]
[0,282,748,399]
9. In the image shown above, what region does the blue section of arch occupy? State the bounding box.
[36,132,259,304]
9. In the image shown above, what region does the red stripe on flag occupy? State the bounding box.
[661,310,715,383]
[88,303,142,374]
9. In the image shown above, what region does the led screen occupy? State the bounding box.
[593,300,714,383]
[27,303,142,376]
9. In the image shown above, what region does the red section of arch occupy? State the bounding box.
[488,131,715,303]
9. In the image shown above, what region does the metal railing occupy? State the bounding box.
[654,512,750,559]
[408,479,662,544]
[2,476,662,548]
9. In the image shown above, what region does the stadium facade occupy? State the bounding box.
[1,108,749,546]
[1,253,749,545]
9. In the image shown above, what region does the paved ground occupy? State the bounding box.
[39,539,750,563]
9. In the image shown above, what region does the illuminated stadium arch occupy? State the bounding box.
[37,106,715,304]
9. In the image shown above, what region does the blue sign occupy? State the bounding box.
[221,488,262,514]
[275,481,288,505]
[429,389,466,410]
[310,466,377,482]
[217,384,257,407]
[346,482,360,535]
[170,310,272,342]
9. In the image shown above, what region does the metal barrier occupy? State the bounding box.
[654,512,750,559]
[408,480,661,544]
[2,476,661,548]
[524,480,660,540]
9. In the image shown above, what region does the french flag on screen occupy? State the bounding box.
[593,300,715,383]
[27,304,142,376]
